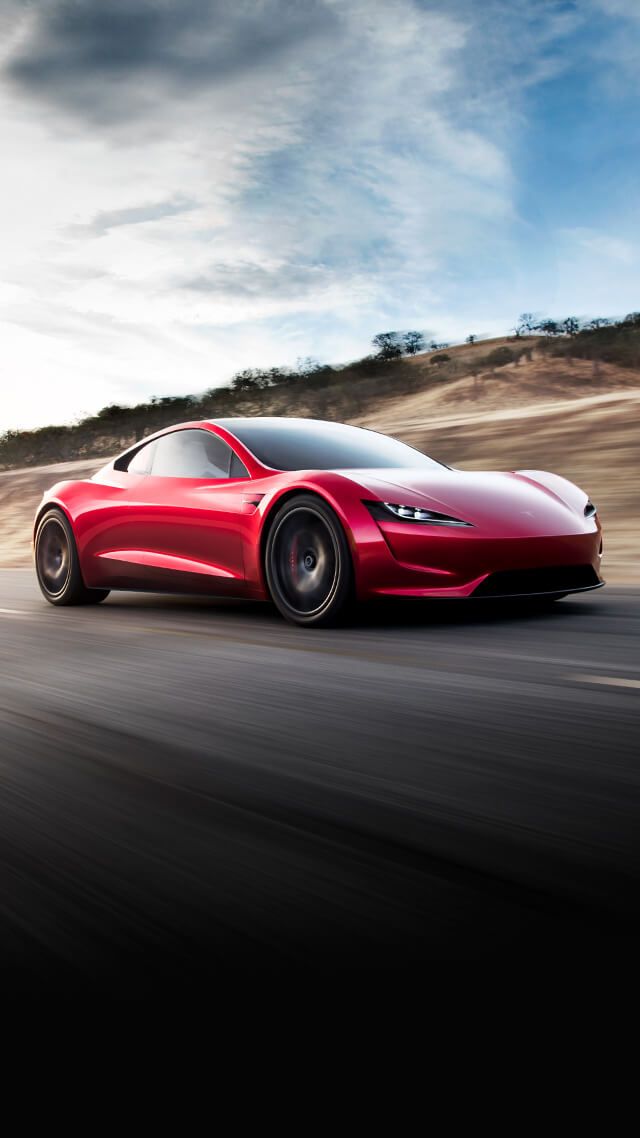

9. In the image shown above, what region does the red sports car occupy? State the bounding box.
[34,417,604,626]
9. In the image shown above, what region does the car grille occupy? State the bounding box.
[473,564,600,598]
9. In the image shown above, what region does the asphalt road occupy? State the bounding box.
[1,568,638,990]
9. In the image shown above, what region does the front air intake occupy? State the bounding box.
[473,564,600,598]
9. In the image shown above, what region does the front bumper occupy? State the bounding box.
[356,522,604,599]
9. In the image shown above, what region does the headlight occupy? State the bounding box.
[584,500,597,517]
[365,501,473,527]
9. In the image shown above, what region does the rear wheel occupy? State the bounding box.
[265,495,352,627]
[35,509,109,606]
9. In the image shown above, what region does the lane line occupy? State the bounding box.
[569,674,640,690]
[0,608,29,616]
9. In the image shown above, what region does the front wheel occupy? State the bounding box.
[35,509,110,606]
[265,495,353,627]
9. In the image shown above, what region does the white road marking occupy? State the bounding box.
[569,674,640,690]
[0,608,29,616]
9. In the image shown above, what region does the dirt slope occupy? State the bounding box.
[0,459,103,568]
[361,354,640,427]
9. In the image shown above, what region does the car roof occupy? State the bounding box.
[208,417,331,427]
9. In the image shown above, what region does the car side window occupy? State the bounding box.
[126,434,156,471]
[150,429,248,480]
[117,439,156,474]
[230,450,248,478]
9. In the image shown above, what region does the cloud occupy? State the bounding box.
[6,0,338,124]
[182,261,335,301]
[591,0,640,20]
[561,228,635,265]
[70,194,198,237]
[0,0,637,431]
[586,0,640,88]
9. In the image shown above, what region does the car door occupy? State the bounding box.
[78,435,159,589]
[118,428,252,592]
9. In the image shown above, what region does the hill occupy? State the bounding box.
[0,334,540,469]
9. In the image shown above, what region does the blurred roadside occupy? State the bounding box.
[0,458,102,570]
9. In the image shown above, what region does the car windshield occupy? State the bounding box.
[217,418,442,471]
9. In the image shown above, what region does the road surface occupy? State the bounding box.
[0,569,638,989]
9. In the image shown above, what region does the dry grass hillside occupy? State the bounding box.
[1,344,638,581]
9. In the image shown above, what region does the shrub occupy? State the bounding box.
[430,353,450,364]
[485,346,515,367]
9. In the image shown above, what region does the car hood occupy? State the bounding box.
[334,467,590,536]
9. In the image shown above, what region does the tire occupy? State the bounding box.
[35,509,110,606]
[265,495,353,627]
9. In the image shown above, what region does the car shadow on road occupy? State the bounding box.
[101,588,607,633]
[350,594,606,631]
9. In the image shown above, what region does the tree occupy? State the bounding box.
[466,334,477,344]
[96,403,126,420]
[515,313,536,337]
[295,356,323,377]
[562,316,580,336]
[403,330,425,355]
[262,366,289,386]
[231,370,258,392]
[372,331,403,360]
[231,368,271,392]
[536,319,560,336]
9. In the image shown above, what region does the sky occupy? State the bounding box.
[1,0,639,432]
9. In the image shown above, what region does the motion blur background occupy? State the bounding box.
[0,0,638,987]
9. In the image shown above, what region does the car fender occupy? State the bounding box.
[514,469,592,514]
[247,472,385,597]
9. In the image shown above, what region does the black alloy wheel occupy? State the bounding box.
[35,509,110,606]
[265,495,353,626]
